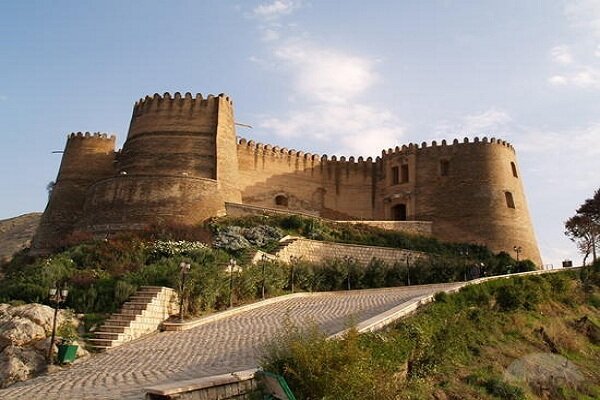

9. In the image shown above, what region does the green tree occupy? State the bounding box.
[565,188,600,265]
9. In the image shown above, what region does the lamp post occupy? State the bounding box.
[227,258,242,308]
[513,246,522,262]
[289,255,300,293]
[47,285,68,364]
[343,255,354,290]
[460,248,469,281]
[405,254,411,286]
[261,254,267,300]
[179,261,191,323]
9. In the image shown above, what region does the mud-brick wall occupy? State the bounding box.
[79,176,226,233]
[236,139,376,220]
[378,138,542,265]
[32,133,116,252]
[276,238,425,266]
[340,221,433,237]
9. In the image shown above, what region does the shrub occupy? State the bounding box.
[484,377,525,400]
[262,324,398,400]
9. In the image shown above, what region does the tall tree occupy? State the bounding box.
[565,188,600,265]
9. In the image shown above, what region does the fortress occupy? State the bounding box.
[33,92,542,265]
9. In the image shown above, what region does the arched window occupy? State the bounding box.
[510,162,518,178]
[392,204,407,221]
[400,165,409,183]
[275,195,288,207]
[505,192,515,209]
[392,166,399,184]
[440,160,450,176]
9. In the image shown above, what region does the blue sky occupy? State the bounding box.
[1,1,599,266]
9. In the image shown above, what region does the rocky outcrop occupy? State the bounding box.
[0,303,87,388]
[0,213,41,263]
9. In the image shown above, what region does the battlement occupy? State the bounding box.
[67,132,116,141]
[381,136,515,157]
[132,92,233,117]
[237,137,379,166]
[34,91,541,265]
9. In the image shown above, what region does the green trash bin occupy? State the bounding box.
[57,344,78,364]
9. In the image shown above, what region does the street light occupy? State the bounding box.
[343,255,355,290]
[460,248,469,281]
[47,285,68,364]
[226,258,242,308]
[179,261,191,323]
[513,246,522,262]
[289,255,300,293]
[261,254,268,300]
[405,254,411,286]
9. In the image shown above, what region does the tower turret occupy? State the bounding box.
[78,93,241,234]
[32,132,116,252]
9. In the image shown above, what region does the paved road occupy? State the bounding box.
[0,283,461,400]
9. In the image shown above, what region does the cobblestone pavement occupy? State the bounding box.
[0,283,461,400]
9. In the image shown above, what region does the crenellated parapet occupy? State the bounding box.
[33,91,541,265]
[67,131,116,141]
[381,136,515,158]
[131,92,232,117]
[237,137,380,174]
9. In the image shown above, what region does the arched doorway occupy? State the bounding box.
[391,204,407,221]
[275,195,289,207]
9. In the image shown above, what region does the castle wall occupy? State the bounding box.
[236,139,375,220]
[377,138,541,265]
[78,176,225,232]
[33,133,116,251]
[32,92,542,266]
[80,93,241,233]
[118,93,219,178]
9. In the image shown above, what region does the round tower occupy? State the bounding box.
[79,92,242,233]
[377,137,542,265]
[32,132,116,252]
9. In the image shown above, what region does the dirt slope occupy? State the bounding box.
[0,213,41,262]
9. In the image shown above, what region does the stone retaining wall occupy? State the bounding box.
[276,238,425,266]
[338,220,433,237]
[225,202,320,218]
[145,369,258,400]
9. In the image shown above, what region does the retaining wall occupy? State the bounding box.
[275,238,425,266]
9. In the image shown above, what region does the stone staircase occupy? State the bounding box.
[90,286,177,351]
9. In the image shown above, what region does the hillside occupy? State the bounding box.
[262,268,600,400]
[0,213,41,262]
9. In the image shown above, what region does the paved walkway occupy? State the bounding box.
[0,283,461,400]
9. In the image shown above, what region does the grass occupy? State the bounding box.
[261,266,600,400]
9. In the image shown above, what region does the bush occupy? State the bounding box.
[262,325,398,400]
[484,377,525,400]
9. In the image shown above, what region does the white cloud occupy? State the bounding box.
[548,75,568,85]
[273,41,377,103]
[551,45,574,64]
[260,103,403,156]
[247,0,404,156]
[462,108,512,133]
[547,2,600,89]
[565,0,600,39]
[252,0,301,20]
[549,66,600,89]
[261,28,280,42]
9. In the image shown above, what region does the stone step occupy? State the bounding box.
[89,338,118,347]
[99,325,127,333]
[121,303,166,313]
[93,286,176,351]
[106,313,137,321]
[94,332,122,340]
[138,286,164,293]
